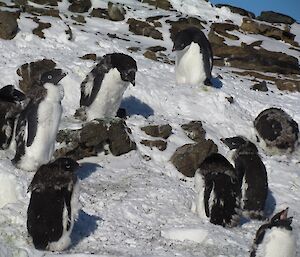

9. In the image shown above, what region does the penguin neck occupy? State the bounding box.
[177,41,200,60]
[43,83,64,102]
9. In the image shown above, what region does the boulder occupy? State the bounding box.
[68,0,91,13]
[127,18,163,40]
[32,18,51,39]
[257,11,295,24]
[181,121,206,142]
[141,124,172,139]
[107,2,126,21]
[170,141,218,177]
[16,59,56,93]
[90,8,109,20]
[0,11,19,40]
[251,81,268,92]
[254,108,299,152]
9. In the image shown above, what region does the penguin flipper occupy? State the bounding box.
[204,178,214,218]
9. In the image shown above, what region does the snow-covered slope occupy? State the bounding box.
[0,0,299,256]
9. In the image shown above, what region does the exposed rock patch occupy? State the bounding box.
[257,11,296,25]
[215,4,255,18]
[141,124,172,139]
[90,8,109,20]
[251,81,268,92]
[127,18,163,40]
[32,18,51,39]
[211,22,239,40]
[140,140,167,151]
[0,11,19,40]
[138,0,173,11]
[181,121,206,142]
[79,53,97,61]
[107,2,126,21]
[68,0,91,13]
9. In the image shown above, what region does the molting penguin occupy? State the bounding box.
[194,153,240,227]
[12,69,66,171]
[27,157,80,251]
[79,53,137,121]
[250,208,296,257]
[0,85,26,150]
[173,27,213,86]
[233,140,268,219]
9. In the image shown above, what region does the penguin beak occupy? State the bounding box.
[172,45,176,52]
[131,80,135,87]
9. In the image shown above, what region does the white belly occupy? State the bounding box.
[86,69,129,121]
[193,171,208,219]
[256,228,296,257]
[19,100,62,171]
[175,42,206,85]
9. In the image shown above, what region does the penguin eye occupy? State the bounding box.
[47,75,53,80]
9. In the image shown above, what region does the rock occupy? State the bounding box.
[108,119,136,156]
[138,0,173,10]
[127,47,141,53]
[241,18,296,45]
[254,108,299,152]
[0,11,19,40]
[32,18,51,39]
[181,121,206,142]
[127,18,163,40]
[116,108,127,119]
[140,139,167,151]
[143,50,157,61]
[55,118,136,160]
[257,11,295,24]
[23,6,60,17]
[107,2,125,21]
[29,0,59,5]
[208,29,225,45]
[210,22,239,40]
[275,79,300,92]
[146,46,167,52]
[215,4,255,18]
[170,141,218,177]
[16,59,56,93]
[167,17,205,42]
[71,15,86,23]
[251,81,268,92]
[79,53,97,61]
[141,124,172,139]
[90,8,109,19]
[68,0,91,13]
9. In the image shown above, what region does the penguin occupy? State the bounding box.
[172,27,213,86]
[254,108,299,153]
[194,153,241,227]
[12,69,66,171]
[233,140,268,219]
[0,85,26,150]
[27,157,80,251]
[250,208,296,257]
[79,53,137,121]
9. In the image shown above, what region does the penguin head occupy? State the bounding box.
[269,208,293,230]
[172,27,203,51]
[40,69,67,85]
[54,157,80,173]
[108,53,137,86]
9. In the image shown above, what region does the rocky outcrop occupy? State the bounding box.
[0,11,19,40]
[55,118,136,160]
[138,0,173,11]
[17,59,56,93]
[68,0,91,13]
[257,11,296,25]
[215,4,255,18]
[211,22,239,40]
[127,18,163,40]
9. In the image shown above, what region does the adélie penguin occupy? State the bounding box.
[12,69,66,171]
[78,53,137,121]
[27,157,80,251]
[173,27,213,86]
[250,208,296,257]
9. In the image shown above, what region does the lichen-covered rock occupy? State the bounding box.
[127,18,163,40]
[141,124,172,139]
[107,2,125,21]
[170,141,218,177]
[257,11,295,24]
[16,59,56,93]
[181,121,206,142]
[0,11,19,40]
[140,139,167,151]
[68,0,91,13]
[215,4,255,18]
[254,108,299,153]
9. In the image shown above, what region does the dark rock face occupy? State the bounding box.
[107,2,125,21]
[55,118,136,160]
[140,139,167,151]
[181,121,206,142]
[275,79,300,92]
[68,0,91,13]
[215,4,255,19]
[251,81,268,92]
[167,17,205,42]
[16,59,56,93]
[138,0,173,10]
[170,141,218,177]
[127,18,163,40]
[90,8,109,19]
[141,124,172,139]
[0,11,19,40]
[211,22,239,40]
[257,11,295,25]
[254,108,299,152]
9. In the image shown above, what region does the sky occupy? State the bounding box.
[210,0,300,23]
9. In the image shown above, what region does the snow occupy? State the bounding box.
[0,0,299,256]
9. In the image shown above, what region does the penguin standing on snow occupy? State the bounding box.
[194,153,240,227]
[0,85,26,149]
[79,53,137,121]
[12,69,66,171]
[27,157,80,251]
[250,208,296,257]
[172,27,213,86]
[233,140,268,219]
